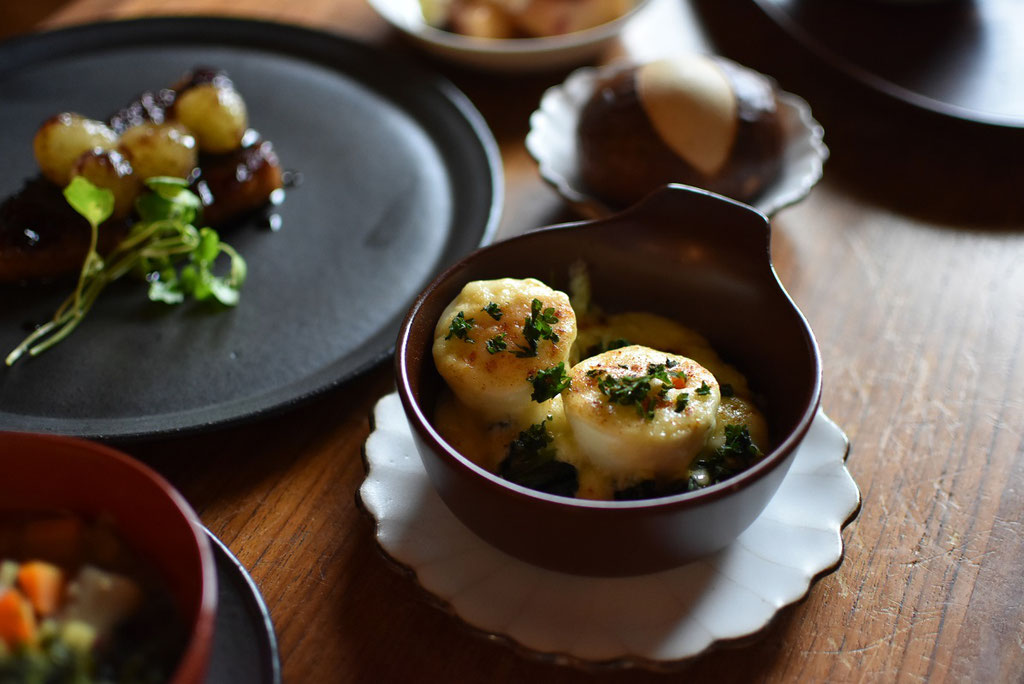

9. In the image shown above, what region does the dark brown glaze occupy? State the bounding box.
[169,66,235,95]
[194,138,283,228]
[0,177,131,283]
[108,88,178,135]
[577,59,785,209]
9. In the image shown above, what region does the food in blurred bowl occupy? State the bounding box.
[0,433,216,683]
[368,0,651,71]
[420,0,636,39]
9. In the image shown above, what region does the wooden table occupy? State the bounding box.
[3,0,1022,681]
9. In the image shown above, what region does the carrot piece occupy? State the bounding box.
[0,588,37,648]
[17,561,65,617]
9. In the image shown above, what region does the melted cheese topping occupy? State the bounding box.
[432,277,767,500]
[562,346,719,486]
[637,55,738,177]
[432,278,576,424]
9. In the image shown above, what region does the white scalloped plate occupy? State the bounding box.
[359,392,860,669]
[526,57,829,219]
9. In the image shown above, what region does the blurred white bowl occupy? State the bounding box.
[367,0,652,71]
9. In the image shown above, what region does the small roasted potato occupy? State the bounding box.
[118,122,198,182]
[33,113,119,187]
[71,149,142,219]
[174,83,248,154]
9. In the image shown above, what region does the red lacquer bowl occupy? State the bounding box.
[395,184,822,576]
[0,432,217,683]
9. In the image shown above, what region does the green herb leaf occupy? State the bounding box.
[696,381,712,396]
[7,176,248,366]
[485,333,507,354]
[513,298,559,358]
[444,311,475,342]
[594,361,683,421]
[674,392,690,412]
[146,176,202,208]
[683,424,763,492]
[499,419,578,497]
[63,176,114,229]
[482,302,503,320]
[207,277,241,307]
[196,227,221,263]
[529,362,571,403]
[148,278,185,304]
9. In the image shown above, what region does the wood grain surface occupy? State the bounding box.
[2,0,1022,681]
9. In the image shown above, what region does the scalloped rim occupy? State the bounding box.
[525,55,829,217]
[357,393,861,670]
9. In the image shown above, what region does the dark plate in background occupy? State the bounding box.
[205,528,281,684]
[0,17,502,440]
[752,0,1024,128]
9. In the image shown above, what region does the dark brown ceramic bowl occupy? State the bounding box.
[395,184,821,576]
[0,432,217,683]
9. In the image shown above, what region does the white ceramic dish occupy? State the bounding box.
[359,392,860,668]
[366,0,652,71]
[526,56,829,218]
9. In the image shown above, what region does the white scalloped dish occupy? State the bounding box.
[367,0,652,71]
[526,56,829,218]
[359,392,860,668]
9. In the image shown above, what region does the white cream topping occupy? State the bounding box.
[637,55,738,176]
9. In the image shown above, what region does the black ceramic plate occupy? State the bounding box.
[752,0,1024,128]
[0,17,502,440]
[205,528,281,684]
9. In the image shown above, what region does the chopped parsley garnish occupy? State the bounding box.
[684,424,762,492]
[529,362,571,403]
[592,361,688,420]
[445,311,475,342]
[485,333,507,354]
[499,419,578,497]
[674,392,690,412]
[718,423,761,461]
[513,298,559,358]
[482,302,503,320]
[614,424,764,499]
[696,381,712,396]
[721,383,735,397]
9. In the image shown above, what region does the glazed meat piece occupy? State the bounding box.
[0,177,130,283]
[195,139,284,227]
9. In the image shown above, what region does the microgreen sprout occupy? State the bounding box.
[6,176,247,366]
